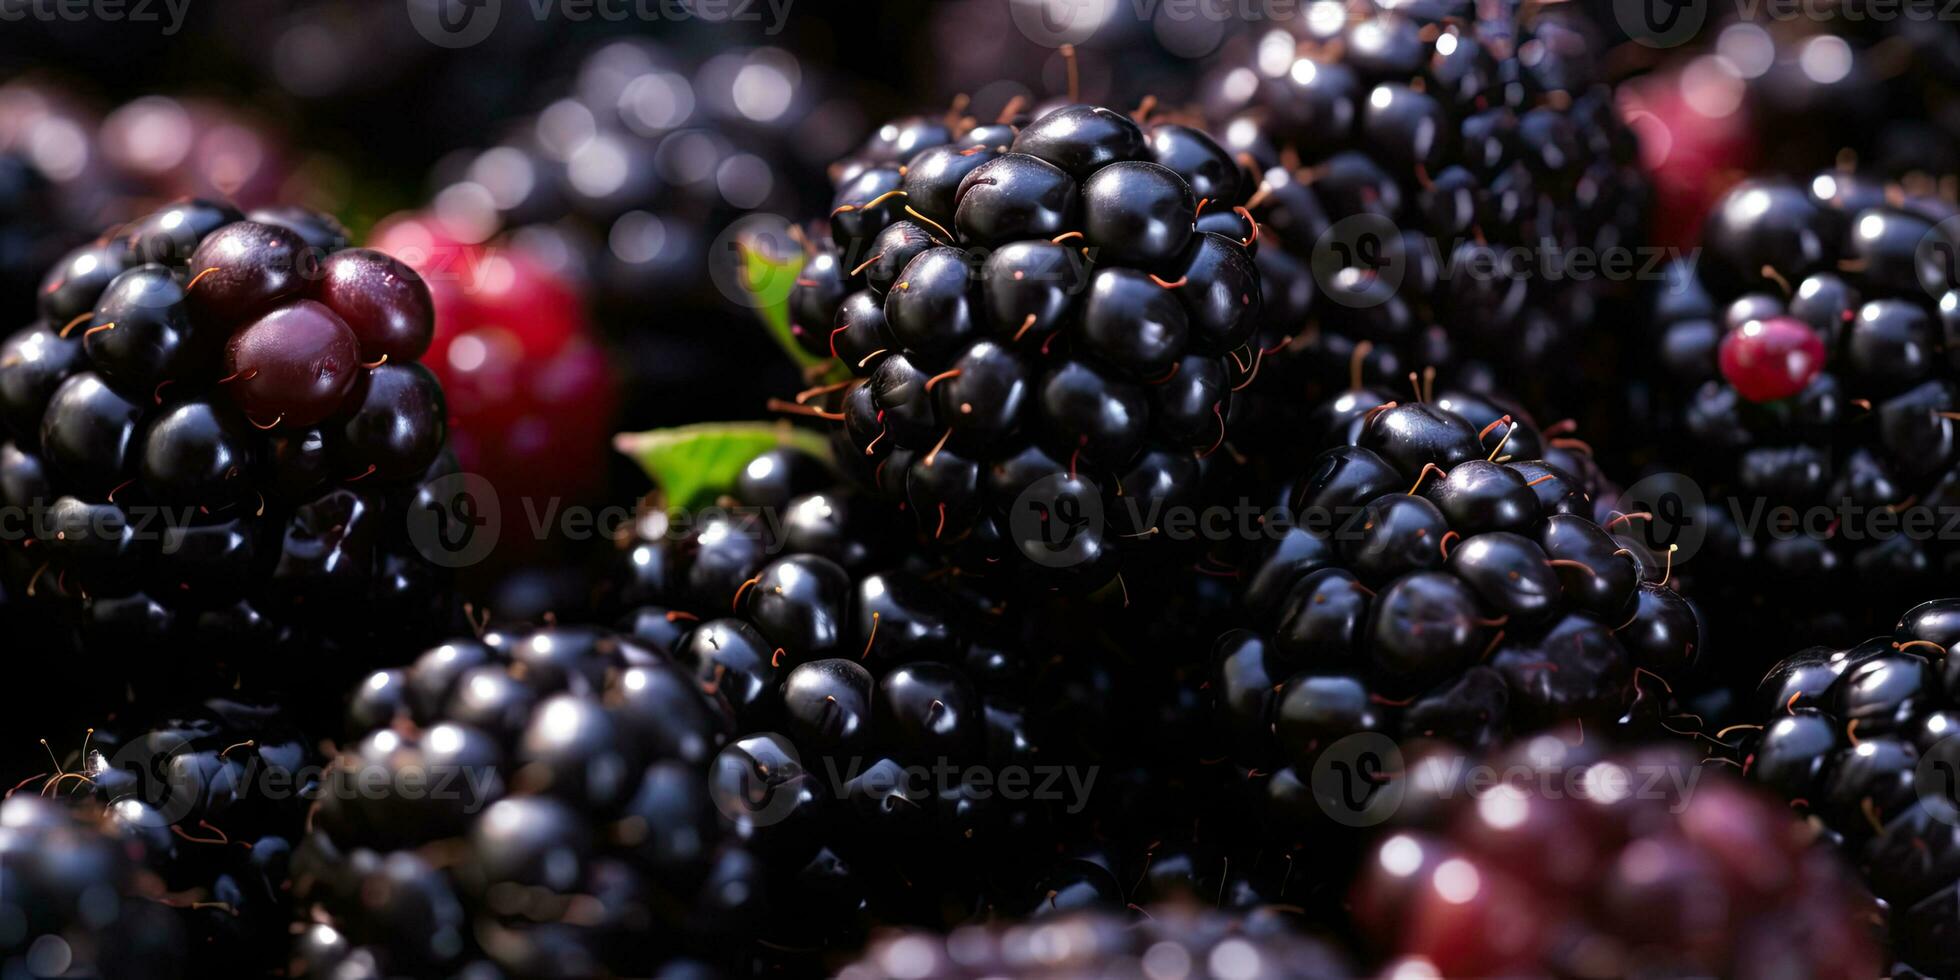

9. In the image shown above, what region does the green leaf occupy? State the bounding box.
[614,422,834,510]
[737,240,843,378]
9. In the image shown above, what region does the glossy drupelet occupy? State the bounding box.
[0,198,455,711]
[1728,598,1960,975]
[786,103,1266,589]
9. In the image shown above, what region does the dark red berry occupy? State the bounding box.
[224,300,362,428]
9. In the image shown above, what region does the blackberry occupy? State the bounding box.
[1211,388,1701,780]
[837,904,1351,979]
[0,795,186,979]
[1355,735,1879,976]
[1643,174,1960,655]
[607,445,1079,945]
[423,39,829,429]
[0,199,455,713]
[1725,598,1960,975]
[1196,0,1647,420]
[296,625,751,978]
[784,101,1267,588]
[5,698,317,978]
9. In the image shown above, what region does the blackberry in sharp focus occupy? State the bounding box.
[1197,0,1647,425]
[1723,598,1960,975]
[0,199,455,714]
[605,445,1081,947]
[784,102,1267,589]
[1354,735,1879,977]
[837,904,1351,979]
[1643,173,1960,660]
[297,625,748,977]
[4,699,318,978]
[1211,386,1701,802]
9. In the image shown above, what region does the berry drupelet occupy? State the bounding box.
[1212,388,1702,782]
[785,102,1267,589]
[1355,735,1879,977]
[1727,598,1960,975]
[5,699,318,978]
[1643,173,1960,650]
[837,904,1351,979]
[0,199,455,708]
[1198,0,1647,419]
[297,625,751,977]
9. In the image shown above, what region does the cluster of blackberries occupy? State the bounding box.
[298,625,753,977]
[1212,391,1702,782]
[1734,598,1960,975]
[1199,0,1647,415]
[4,699,315,978]
[0,198,454,701]
[787,102,1267,587]
[1645,174,1960,649]
[1354,735,1879,976]
[839,904,1351,979]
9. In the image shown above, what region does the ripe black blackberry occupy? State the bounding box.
[607,445,1080,944]
[1211,387,1702,781]
[297,624,751,977]
[784,100,1267,588]
[837,904,1351,979]
[1354,735,1879,976]
[1644,173,1960,653]
[6,698,317,978]
[1726,598,1960,975]
[1197,0,1646,421]
[0,198,455,710]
